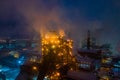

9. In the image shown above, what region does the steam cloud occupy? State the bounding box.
[0,0,120,55]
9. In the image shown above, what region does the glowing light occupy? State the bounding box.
[9,51,19,58]
[56,64,60,69]
[50,76,53,79]
[70,68,73,70]
[52,45,55,48]
[33,66,37,70]
[0,69,2,72]
[18,61,22,64]
[56,72,60,76]
[41,30,75,78]
[14,53,19,58]
[42,48,44,51]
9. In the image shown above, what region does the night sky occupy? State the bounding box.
[0,0,120,55]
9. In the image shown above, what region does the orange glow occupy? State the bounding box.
[56,72,60,76]
[41,30,74,64]
[33,66,37,70]
[59,30,65,37]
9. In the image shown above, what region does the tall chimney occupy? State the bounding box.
[87,30,91,49]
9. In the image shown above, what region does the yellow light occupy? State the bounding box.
[58,53,61,56]
[33,66,37,70]
[64,62,66,65]
[42,48,44,51]
[57,40,60,43]
[55,40,60,44]
[41,30,74,68]
[56,72,60,76]
[14,53,19,58]
[69,52,72,56]
[70,68,73,70]
[56,64,60,69]
[52,45,55,48]
[51,40,54,43]
[50,76,53,79]
[45,35,49,39]
[30,58,36,62]
[46,49,49,51]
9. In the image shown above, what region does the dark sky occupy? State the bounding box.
[0,0,120,55]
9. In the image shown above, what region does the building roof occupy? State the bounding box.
[67,70,97,80]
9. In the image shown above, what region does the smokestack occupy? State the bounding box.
[87,30,91,49]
